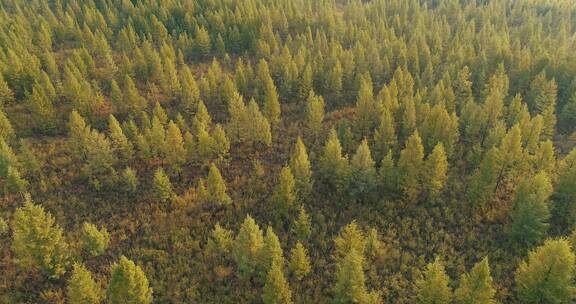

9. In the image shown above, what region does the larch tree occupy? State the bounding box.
[0,108,14,141]
[205,223,234,260]
[318,129,350,194]
[466,148,502,208]
[233,215,264,279]
[247,98,273,146]
[108,256,153,304]
[108,115,134,162]
[165,121,186,172]
[81,222,110,257]
[5,166,28,194]
[333,249,376,304]
[261,226,284,272]
[12,195,69,278]
[273,165,298,216]
[415,258,452,304]
[306,90,324,137]
[425,143,448,198]
[123,74,146,114]
[334,221,366,262]
[454,257,496,304]
[153,167,175,202]
[292,206,312,242]
[262,260,293,304]
[515,239,575,304]
[289,241,311,281]
[290,137,312,200]
[206,163,231,205]
[257,59,281,128]
[373,107,397,161]
[349,139,377,201]
[0,139,18,178]
[67,263,103,304]
[354,76,378,137]
[553,148,576,231]
[509,172,552,248]
[397,131,425,202]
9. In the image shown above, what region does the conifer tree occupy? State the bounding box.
[334,221,366,262]
[425,143,448,197]
[292,206,312,242]
[515,239,575,304]
[123,75,146,114]
[212,124,230,161]
[289,241,311,280]
[153,167,175,202]
[553,148,576,230]
[318,129,349,194]
[0,138,18,178]
[454,257,495,304]
[81,222,110,257]
[108,256,153,304]
[263,260,293,304]
[12,195,69,278]
[5,166,28,194]
[467,148,502,208]
[193,100,212,132]
[509,172,552,248]
[0,108,14,141]
[194,27,211,60]
[258,60,281,127]
[227,92,248,143]
[109,115,134,162]
[180,65,200,115]
[122,167,138,193]
[398,131,425,202]
[374,107,397,161]
[0,74,14,105]
[355,76,377,137]
[306,90,324,137]
[415,258,452,304]
[261,226,284,272]
[247,98,273,146]
[205,223,234,259]
[206,163,231,205]
[165,121,186,172]
[290,137,312,200]
[349,139,377,200]
[333,249,372,304]
[365,228,383,259]
[67,263,103,304]
[233,215,264,278]
[273,166,298,218]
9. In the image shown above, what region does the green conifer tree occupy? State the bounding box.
[109,115,134,162]
[397,131,425,202]
[454,257,495,304]
[67,263,103,304]
[153,167,175,202]
[263,260,293,304]
[290,137,312,200]
[509,172,552,248]
[289,241,311,281]
[425,143,448,197]
[207,163,231,205]
[515,239,575,304]
[416,258,452,304]
[108,256,153,304]
[12,195,69,278]
[81,222,110,257]
[233,215,264,278]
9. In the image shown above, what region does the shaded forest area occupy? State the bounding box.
[1,0,576,303]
